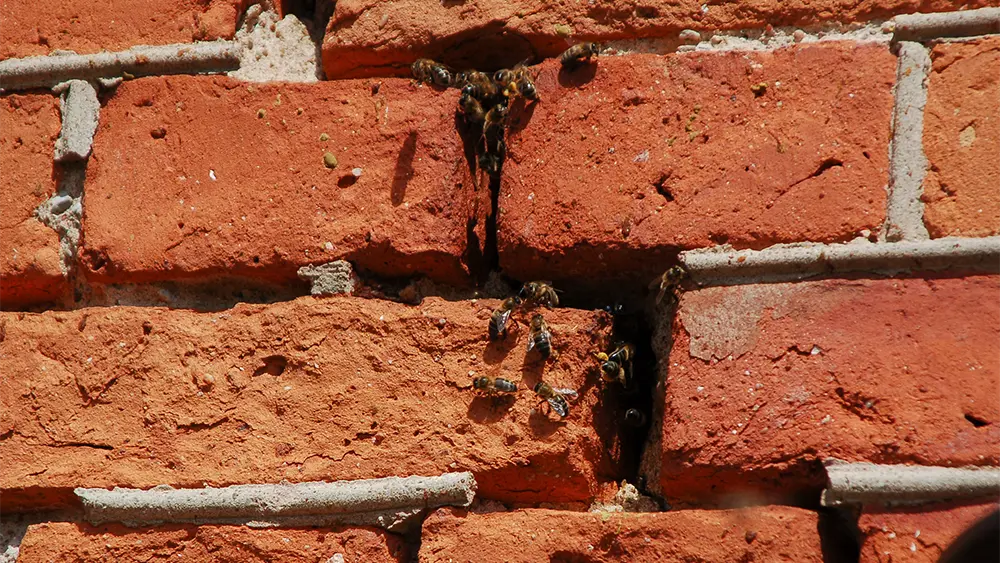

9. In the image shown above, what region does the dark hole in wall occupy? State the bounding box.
[817,507,862,563]
[965,413,990,427]
[939,509,1000,563]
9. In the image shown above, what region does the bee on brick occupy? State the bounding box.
[526,313,553,359]
[652,265,688,305]
[473,376,518,395]
[488,297,520,340]
[560,42,601,69]
[411,58,455,87]
[533,381,578,418]
[519,281,559,308]
[596,342,636,387]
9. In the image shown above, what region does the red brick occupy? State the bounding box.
[421,506,824,562]
[17,522,406,562]
[0,297,621,511]
[82,76,487,286]
[320,0,983,79]
[643,276,1000,504]
[498,44,893,284]
[922,37,1000,238]
[859,501,999,563]
[0,94,66,309]
[0,0,244,60]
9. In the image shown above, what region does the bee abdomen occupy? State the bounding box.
[534,336,552,359]
[494,378,518,393]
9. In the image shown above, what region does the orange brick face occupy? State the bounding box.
[0,93,66,309]
[82,75,486,286]
[922,37,1000,238]
[17,522,407,562]
[498,43,894,284]
[647,275,1000,504]
[421,506,825,563]
[0,0,244,60]
[859,502,999,563]
[0,297,621,511]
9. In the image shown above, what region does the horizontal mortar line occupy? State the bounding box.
[680,236,1000,286]
[821,460,1000,507]
[0,41,240,91]
[74,472,476,530]
[893,7,1000,42]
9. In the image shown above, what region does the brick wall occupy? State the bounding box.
[2,1,998,561]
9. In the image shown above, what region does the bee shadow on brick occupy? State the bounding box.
[453,110,482,182]
[467,394,516,423]
[506,96,538,138]
[528,407,567,437]
[558,62,598,88]
[391,131,418,206]
[482,333,520,365]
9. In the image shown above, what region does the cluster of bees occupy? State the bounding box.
[411,42,603,177]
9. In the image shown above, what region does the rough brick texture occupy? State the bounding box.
[0,0,244,60]
[17,522,406,562]
[320,0,985,79]
[0,296,622,511]
[82,76,487,287]
[922,37,1000,238]
[0,94,66,309]
[859,501,999,563]
[642,275,1000,504]
[498,43,893,284]
[421,506,824,562]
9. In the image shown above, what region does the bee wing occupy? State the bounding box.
[526,337,536,352]
[548,397,569,418]
[552,387,578,399]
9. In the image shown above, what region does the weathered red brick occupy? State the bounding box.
[320,0,984,79]
[498,44,893,284]
[17,522,406,562]
[82,76,487,287]
[0,94,66,309]
[0,296,622,511]
[859,501,999,563]
[0,0,244,60]
[642,276,1000,505]
[421,506,824,562]
[922,37,1000,238]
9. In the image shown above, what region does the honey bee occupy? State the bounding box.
[596,343,635,386]
[560,42,601,69]
[455,71,498,99]
[653,265,688,305]
[518,281,559,308]
[411,58,454,87]
[459,89,486,123]
[473,376,518,395]
[497,62,538,101]
[483,102,508,136]
[526,313,552,359]
[533,381,577,418]
[488,296,520,340]
[478,151,502,177]
[624,408,647,427]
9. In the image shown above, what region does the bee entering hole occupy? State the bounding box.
[965,413,990,428]
[653,173,674,202]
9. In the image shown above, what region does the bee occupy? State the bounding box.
[596,343,635,387]
[533,381,577,418]
[653,265,688,305]
[624,408,647,427]
[518,281,559,308]
[478,151,502,177]
[455,71,498,100]
[488,297,520,340]
[483,102,508,136]
[473,376,518,395]
[458,89,486,123]
[526,313,552,359]
[411,58,454,87]
[560,42,601,69]
[497,62,538,101]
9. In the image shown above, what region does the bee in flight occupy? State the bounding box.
[533,381,578,418]
[488,296,520,340]
[560,42,601,69]
[526,313,553,359]
[519,281,559,308]
[473,376,518,395]
[652,265,688,305]
[596,342,635,387]
[411,58,455,87]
